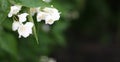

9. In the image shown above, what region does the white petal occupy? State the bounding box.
[18,26,30,38]
[24,22,34,29]
[18,13,29,23]
[30,8,36,16]
[43,7,60,24]
[8,5,22,17]
[8,13,13,17]
[36,7,60,24]
[44,13,60,25]
[18,22,33,38]
[30,7,40,16]
[36,7,41,13]
[54,13,60,20]
[44,7,60,20]
[43,7,59,13]
[12,21,20,31]
[45,20,54,25]
[45,15,54,25]
[37,12,47,22]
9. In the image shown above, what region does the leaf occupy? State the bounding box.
[13,0,50,7]
[0,30,17,57]
[0,0,10,24]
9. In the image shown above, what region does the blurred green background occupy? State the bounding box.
[0,0,120,62]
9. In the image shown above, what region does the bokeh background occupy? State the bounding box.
[0,0,120,62]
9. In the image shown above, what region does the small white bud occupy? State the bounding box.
[8,5,22,17]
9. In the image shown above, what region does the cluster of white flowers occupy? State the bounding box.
[37,7,60,24]
[8,5,60,38]
[30,7,60,25]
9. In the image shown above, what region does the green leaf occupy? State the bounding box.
[0,30,17,57]
[13,0,50,7]
[0,0,10,24]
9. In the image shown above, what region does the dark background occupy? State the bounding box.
[50,0,120,62]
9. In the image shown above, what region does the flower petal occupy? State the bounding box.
[8,5,22,17]
[12,21,20,31]
[45,15,54,25]
[18,13,29,23]
[24,22,34,29]
[18,22,33,38]
[30,7,40,16]
[37,12,47,22]
[43,7,59,13]
[43,7,60,24]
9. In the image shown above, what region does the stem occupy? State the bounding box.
[28,8,39,44]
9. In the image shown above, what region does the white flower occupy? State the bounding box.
[30,7,40,16]
[18,22,34,38]
[12,21,20,31]
[12,21,34,38]
[45,15,55,24]
[43,7,60,24]
[18,13,29,23]
[37,11,48,22]
[8,5,22,17]
[37,7,60,25]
